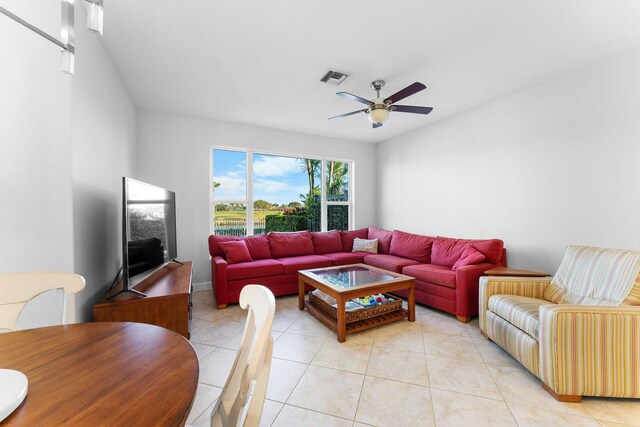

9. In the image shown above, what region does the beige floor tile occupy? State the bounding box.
[486,364,591,417]
[186,383,222,424]
[271,312,302,332]
[259,399,284,427]
[312,339,372,374]
[581,397,640,426]
[198,347,237,387]
[285,314,332,338]
[287,365,364,419]
[431,388,516,426]
[190,342,216,360]
[272,332,325,363]
[219,330,282,351]
[190,318,245,346]
[508,402,600,427]
[471,335,521,368]
[355,376,434,427]
[266,358,308,403]
[426,355,502,400]
[366,346,429,386]
[417,311,470,336]
[343,328,377,345]
[191,401,216,427]
[373,325,425,353]
[272,405,352,427]
[422,331,482,362]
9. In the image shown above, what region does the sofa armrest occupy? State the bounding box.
[454,263,494,319]
[539,305,640,398]
[479,276,551,332]
[211,255,228,307]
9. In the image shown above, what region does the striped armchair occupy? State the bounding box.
[479,246,640,402]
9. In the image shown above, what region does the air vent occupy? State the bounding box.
[320,70,350,86]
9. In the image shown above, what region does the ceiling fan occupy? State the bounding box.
[328,80,433,129]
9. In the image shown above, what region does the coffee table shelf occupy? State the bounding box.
[298,263,415,342]
[304,299,409,336]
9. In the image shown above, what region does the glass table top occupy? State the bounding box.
[302,264,407,291]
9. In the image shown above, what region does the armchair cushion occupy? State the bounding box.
[544,245,640,306]
[488,295,551,340]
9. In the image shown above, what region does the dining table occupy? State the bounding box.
[0,322,199,426]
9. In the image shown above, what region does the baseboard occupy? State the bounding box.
[192,281,211,292]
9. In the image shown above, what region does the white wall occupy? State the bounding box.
[0,1,74,272]
[0,1,136,323]
[136,111,377,286]
[377,47,640,273]
[0,1,74,327]
[71,4,137,321]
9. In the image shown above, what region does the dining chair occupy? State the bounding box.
[0,272,86,333]
[210,285,276,427]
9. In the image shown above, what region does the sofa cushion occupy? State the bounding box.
[352,238,378,253]
[322,252,367,266]
[452,246,485,270]
[363,254,421,273]
[544,245,640,306]
[432,237,503,267]
[227,259,284,281]
[312,230,343,255]
[340,228,369,252]
[277,255,331,274]
[488,295,551,340]
[368,226,393,254]
[622,274,640,306]
[218,240,253,264]
[208,234,272,260]
[389,230,434,263]
[402,264,457,288]
[268,231,314,258]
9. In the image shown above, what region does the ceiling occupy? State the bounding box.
[101,1,640,144]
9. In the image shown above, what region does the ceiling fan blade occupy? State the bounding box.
[373,122,383,129]
[337,92,374,106]
[391,105,433,115]
[384,82,426,104]
[328,109,368,120]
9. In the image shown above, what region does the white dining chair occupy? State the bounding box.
[0,272,85,333]
[210,285,276,427]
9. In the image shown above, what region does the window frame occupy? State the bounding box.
[210,145,354,235]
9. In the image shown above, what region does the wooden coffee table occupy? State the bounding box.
[298,263,415,342]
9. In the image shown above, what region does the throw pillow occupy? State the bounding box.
[352,238,378,253]
[218,240,253,264]
[452,246,485,270]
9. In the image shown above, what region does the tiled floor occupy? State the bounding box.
[187,291,640,427]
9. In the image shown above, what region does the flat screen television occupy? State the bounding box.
[118,177,177,297]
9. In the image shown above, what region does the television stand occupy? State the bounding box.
[93,262,192,338]
[106,287,147,299]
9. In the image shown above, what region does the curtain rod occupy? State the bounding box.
[0,5,74,53]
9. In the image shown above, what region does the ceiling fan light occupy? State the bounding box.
[368,107,389,124]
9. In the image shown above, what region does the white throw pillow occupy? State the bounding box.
[352,238,378,253]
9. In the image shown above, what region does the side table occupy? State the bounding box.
[484,267,550,277]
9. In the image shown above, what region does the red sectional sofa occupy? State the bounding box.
[208,227,506,322]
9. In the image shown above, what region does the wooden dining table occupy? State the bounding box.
[0,322,199,426]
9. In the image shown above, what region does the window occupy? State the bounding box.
[211,148,352,236]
